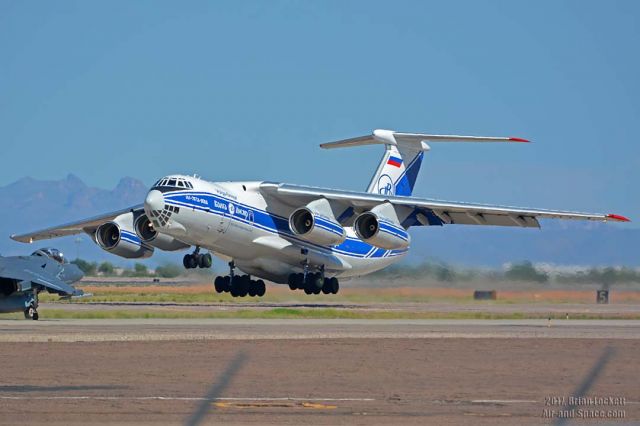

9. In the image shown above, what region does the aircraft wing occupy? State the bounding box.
[260,183,630,228]
[30,274,84,297]
[3,267,83,296]
[10,205,143,243]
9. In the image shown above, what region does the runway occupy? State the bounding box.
[1,319,638,425]
[1,318,639,342]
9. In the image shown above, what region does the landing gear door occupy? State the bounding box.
[219,200,255,234]
[216,200,234,234]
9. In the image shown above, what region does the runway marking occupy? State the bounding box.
[214,401,337,410]
[301,402,337,409]
[0,395,374,402]
[2,395,636,405]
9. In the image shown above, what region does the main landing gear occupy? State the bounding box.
[183,247,212,269]
[288,273,339,295]
[213,261,266,298]
[288,253,339,295]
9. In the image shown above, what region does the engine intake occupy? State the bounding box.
[134,214,189,251]
[0,278,18,296]
[354,212,410,250]
[289,207,345,246]
[95,221,153,259]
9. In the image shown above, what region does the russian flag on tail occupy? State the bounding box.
[387,156,403,168]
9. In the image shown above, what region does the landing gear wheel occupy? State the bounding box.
[309,273,323,291]
[295,273,304,290]
[229,277,241,297]
[322,278,331,294]
[214,276,225,293]
[183,254,198,269]
[248,280,258,297]
[288,274,298,290]
[199,253,212,269]
[329,277,339,294]
[238,275,250,297]
[230,275,249,298]
[24,305,37,320]
[255,280,266,297]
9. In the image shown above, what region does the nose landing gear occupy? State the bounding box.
[183,246,213,269]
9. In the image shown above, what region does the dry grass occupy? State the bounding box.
[4,308,640,320]
[37,283,640,305]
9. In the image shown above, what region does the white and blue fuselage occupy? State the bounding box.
[144,176,407,283]
[12,129,629,291]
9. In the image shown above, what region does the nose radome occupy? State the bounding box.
[145,190,164,212]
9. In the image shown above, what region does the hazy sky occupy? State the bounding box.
[2,1,638,225]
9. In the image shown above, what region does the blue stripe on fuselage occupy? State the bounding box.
[162,191,408,259]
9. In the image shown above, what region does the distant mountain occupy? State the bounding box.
[1,174,149,263]
[406,221,639,267]
[1,175,637,267]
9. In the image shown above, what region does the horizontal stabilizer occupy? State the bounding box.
[320,129,529,151]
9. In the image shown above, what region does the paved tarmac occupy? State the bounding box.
[0,319,638,425]
[0,318,639,342]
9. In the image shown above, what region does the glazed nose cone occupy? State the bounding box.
[144,190,164,212]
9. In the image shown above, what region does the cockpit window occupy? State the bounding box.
[151,177,194,190]
[32,248,66,264]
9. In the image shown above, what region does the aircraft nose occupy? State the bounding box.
[144,190,164,212]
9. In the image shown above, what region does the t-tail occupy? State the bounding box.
[320,129,529,197]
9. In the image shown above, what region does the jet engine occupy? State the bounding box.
[354,203,411,250]
[134,214,190,251]
[288,199,346,246]
[95,213,154,259]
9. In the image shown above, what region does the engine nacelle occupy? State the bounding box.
[95,216,154,259]
[354,211,410,250]
[289,200,346,246]
[134,214,190,251]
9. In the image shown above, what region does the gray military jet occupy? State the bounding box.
[0,248,84,320]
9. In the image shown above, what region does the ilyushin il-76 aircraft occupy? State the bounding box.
[11,130,630,297]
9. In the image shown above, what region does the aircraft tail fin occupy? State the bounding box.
[320,129,529,197]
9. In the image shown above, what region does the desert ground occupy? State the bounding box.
[1,281,638,425]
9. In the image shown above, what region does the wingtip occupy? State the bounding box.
[10,234,31,243]
[509,137,530,143]
[606,214,631,222]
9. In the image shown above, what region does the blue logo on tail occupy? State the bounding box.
[377,174,394,195]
